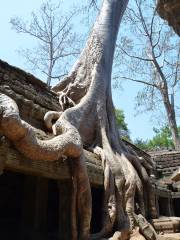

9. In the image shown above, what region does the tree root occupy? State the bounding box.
[0,93,82,160]
[0,92,92,240]
[90,139,157,240]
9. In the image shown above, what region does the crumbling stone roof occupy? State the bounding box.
[0,59,60,130]
[171,167,180,182]
[150,150,180,176]
[0,60,47,89]
[122,139,152,165]
[149,150,180,198]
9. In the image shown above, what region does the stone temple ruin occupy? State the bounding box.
[0,60,180,239]
[151,150,180,234]
[0,1,180,239]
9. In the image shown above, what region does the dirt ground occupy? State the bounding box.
[158,233,180,240]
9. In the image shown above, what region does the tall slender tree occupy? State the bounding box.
[116,0,180,149]
[1,0,157,239]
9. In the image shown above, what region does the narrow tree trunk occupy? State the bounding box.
[162,90,180,150]
[47,61,53,87]
[149,38,180,150]
[47,21,54,87]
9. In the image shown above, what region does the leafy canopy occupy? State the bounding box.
[134,125,179,151]
[115,109,130,140]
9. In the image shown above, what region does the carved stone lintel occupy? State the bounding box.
[0,137,103,186]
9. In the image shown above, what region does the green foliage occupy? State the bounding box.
[115,109,128,131]
[115,109,130,140]
[133,138,149,151]
[148,126,174,150]
[134,125,177,151]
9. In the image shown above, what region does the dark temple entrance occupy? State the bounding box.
[91,186,103,233]
[0,171,24,240]
[158,197,170,216]
[173,198,180,217]
[0,171,104,240]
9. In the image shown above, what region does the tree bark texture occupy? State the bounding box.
[0,0,157,239]
[162,93,180,150]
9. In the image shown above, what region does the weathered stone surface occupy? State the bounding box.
[108,230,130,240]
[157,0,180,36]
[171,168,180,182]
[158,233,180,240]
[0,136,103,186]
[130,228,146,240]
[134,214,157,240]
[0,60,60,130]
[152,217,180,234]
[150,150,180,176]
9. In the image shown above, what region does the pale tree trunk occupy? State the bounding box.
[161,90,180,150]
[0,0,158,239]
[151,51,180,150]
[47,59,53,87]
[47,20,54,87]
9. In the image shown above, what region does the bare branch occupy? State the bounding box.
[10,18,49,43]
[53,11,76,40]
[152,24,163,49]
[150,8,156,38]
[135,0,150,38]
[119,76,159,88]
[117,45,153,62]
[117,0,180,147]
[42,70,68,79]
[88,0,100,11]
[172,46,180,88]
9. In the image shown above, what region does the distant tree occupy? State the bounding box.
[134,125,177,150]
[115,109,130,140]
[134,138,149,151]
[116,0,180,149]
[10,1,80,86]
[147,126,174,150]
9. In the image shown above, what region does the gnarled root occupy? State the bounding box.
[58,91,76,111]
[0,93,82,160]
[90,140,157,240]
[0,92,92,240]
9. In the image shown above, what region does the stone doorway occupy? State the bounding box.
[91,186,103,234]
[0,171,104,240]
[0,171,24,240]
[159,197,170,216]
[173,198,180,217]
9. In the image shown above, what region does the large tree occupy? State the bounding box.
[116,0,180,150]
[0,0,157,239]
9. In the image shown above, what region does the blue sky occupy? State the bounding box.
[0,0,166,141]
